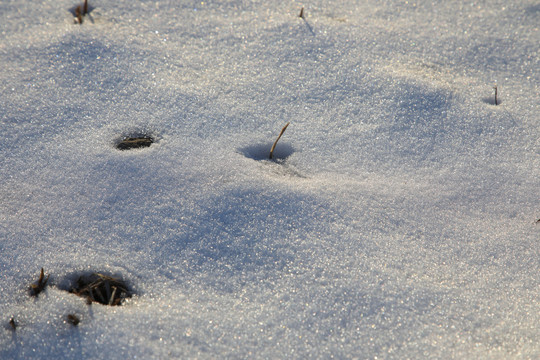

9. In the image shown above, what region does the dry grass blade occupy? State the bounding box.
[269,122,290,160]
[29,268,49,297]
[108,286,117,306]
[73,0,89,24]
[299,7,304,18]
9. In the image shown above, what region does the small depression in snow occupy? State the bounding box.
[240,142,295,162]
[482,96,503,106]
[240,142,306,178]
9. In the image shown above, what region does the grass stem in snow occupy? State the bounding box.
[269,122,290,160]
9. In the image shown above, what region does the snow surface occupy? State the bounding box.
[0,0,539,358]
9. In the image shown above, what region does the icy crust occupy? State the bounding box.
[0,0,539,359]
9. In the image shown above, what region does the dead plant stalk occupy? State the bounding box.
[269,122,290,160]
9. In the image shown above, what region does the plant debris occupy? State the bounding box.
[269,122,290,160]
[72,0,90,24]
[116,136,154,150]
[29,268,49,297]
[70,273,131,306]
[9,317,17,330]
[67,314,80,326]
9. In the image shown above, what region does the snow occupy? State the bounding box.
[0,0,538,358]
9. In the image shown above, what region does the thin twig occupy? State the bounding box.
[493,85,498,106]
[299,7,304,18]
[269,122,290,160]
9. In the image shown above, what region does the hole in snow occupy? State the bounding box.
[240,142,295,162]
[61,272,133,306]
[239,143,305,177]
[115,135,155,151]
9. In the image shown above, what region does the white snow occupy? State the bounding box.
[1,0,539,358]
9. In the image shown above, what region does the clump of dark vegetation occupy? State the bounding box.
[69,273,131,306]
[29,268,49,297]
[269,122,290,160]
[71,0,90,24]
[116,136,154,150]
[66,314,80,326]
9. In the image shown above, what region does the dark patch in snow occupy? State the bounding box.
[66,314,80,326]
[116,136,154,150]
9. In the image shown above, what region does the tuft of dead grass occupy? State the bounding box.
[70,273,131,306]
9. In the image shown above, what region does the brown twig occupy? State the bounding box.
[493,85,498,106]
[269,122,290,160]
[299,7,304,18]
